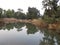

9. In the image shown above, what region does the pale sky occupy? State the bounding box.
[0,0,44,15]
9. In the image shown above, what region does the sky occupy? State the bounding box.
[0,0,44,15]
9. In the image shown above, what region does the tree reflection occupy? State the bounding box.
[26,23,38,34]
[0,23,39,34]
[40,29,60,45]
[0,23,60,45]
[0,23,25,31]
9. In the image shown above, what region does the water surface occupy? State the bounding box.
[0,23,60,45]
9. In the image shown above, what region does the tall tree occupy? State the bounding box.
[42,0,59,18]
[42,0,59,11]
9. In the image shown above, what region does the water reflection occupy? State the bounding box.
[26,23,38,34]
[0,23,60,45]
[39,29,60,45]
[0,23,25,31]
[0,23,44,45]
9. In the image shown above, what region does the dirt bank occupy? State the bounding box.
[0,18,60,30]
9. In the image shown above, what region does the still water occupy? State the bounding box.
[0,23,60,45]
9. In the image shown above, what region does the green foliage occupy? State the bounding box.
[14,12,26,19]
[14,8,27,19]
[42,0,60,23]
[6,9,15,18]
[42,0,59,11]
[0,7,41,19]
[27,7,40,19]
[42,0,59,17]
[43,16,55,23]
[0,8,3,18]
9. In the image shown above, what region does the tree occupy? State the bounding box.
[42,0,59,11]
[0,8,3,18]
[27,7,40,19]
[2,10,7,18]
[42,0,60,23]
[42,0,59,17]
[6,9,15,18]
[14,8,26,19]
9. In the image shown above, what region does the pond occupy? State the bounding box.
[0,23,60,45]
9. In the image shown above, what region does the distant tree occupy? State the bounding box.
[27,7,40,19]
[14,8,26,19]
[6,9,15,18]
[11,9,15,17]
[2,10,7,18]
[0,7,40,19]
[0,8,3,18]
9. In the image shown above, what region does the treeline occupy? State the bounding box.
[42,0,60,23]
[0,7,40,19]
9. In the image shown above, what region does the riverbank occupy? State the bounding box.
[0,18,60,30]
